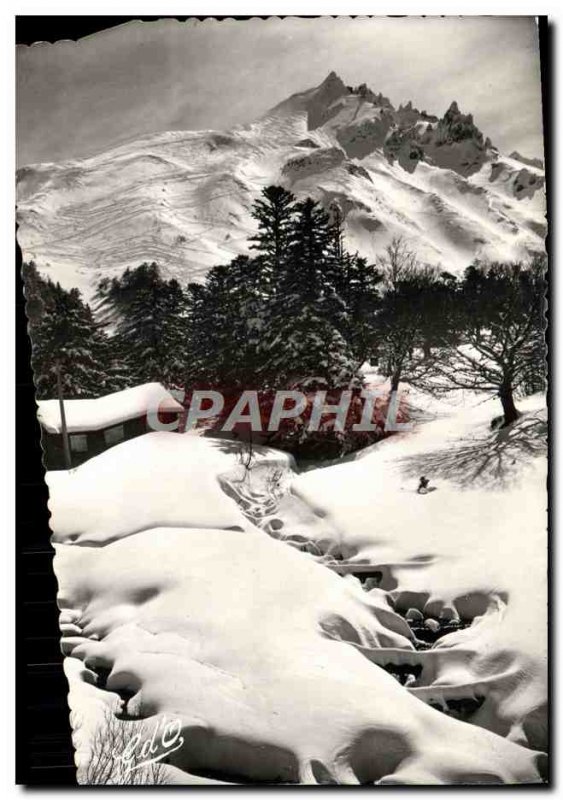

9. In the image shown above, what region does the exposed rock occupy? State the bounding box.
[336,112,394,159]
[510,151,544,170]
[306,71,349,130]
[346,162,373,182]
[513,167,545,200]
[282,147,346,181]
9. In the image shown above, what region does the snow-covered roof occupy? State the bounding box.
[37,383,184,434]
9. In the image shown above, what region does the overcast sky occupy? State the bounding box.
[17,16,544,167]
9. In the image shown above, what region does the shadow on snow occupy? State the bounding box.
[397,410,547,489]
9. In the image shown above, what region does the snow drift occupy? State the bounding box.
[56,527,544,785]
[292,390,548,752]
[46,388,548,784]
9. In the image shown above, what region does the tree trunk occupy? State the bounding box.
[56,362,72,470]
[499,383,520,427]
[390,371,401,393]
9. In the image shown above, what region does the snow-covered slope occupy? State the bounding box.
[47,389,547,784]
[293,389,548,752]
[17,72,545,300]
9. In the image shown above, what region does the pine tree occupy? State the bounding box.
[321,204,352,339]
[303,203,382,371]
[185,255,267,388]
[96,263,188,387]
[259,198,359,388]
[23,263,110,399]
[250,185,297,292]
[338,250,382,367]
[100,332,131,393]
[184,282,214,385]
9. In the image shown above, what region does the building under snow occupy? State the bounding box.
[37,383,184,470]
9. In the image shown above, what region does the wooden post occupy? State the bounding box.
[55,363,72,470]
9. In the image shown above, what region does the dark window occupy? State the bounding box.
[104,424,125,447]
[70,434,88,453]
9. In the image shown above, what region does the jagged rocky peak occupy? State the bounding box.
[17,71,546,303]
[321,70,346,88]
[352,82,376,100]
[314,70,348,102]
[307,71,349,130]
[294,75,496,178]
[395,100,421,126]
[438,101,484,145]
[346,81,393,108]
[373,96,498,178]
[263,70,348,125]
[404,100,493,177]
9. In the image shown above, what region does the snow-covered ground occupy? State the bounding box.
[17,72,545,301]
[293,390,548,751]
[46,386,548,784]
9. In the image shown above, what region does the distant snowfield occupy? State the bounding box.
[17,73,545,302]
[48,387,548,784]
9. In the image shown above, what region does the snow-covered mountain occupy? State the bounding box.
[16,71,546,300]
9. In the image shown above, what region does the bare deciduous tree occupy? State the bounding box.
[237,430,256,477]
[431,257,546,426]
[375,237,456,392]
[75,705,170,785]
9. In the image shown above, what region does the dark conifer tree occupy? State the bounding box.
[250,185,297,292]
[321,204,351,337]
[185,255,266,388]
[344,252,383,366]
[23,262,110,399]
[100,332,131,393]
[259,198,359,387]
[96,263,188,386]
[184,281,216,385]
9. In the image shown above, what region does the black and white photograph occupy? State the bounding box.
[15,15,548,786]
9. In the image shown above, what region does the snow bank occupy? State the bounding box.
[47,432,293,545]
[292,392,548,750]
[55,526,544,784]
[46,399,547,783]
[37,382,183,434]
